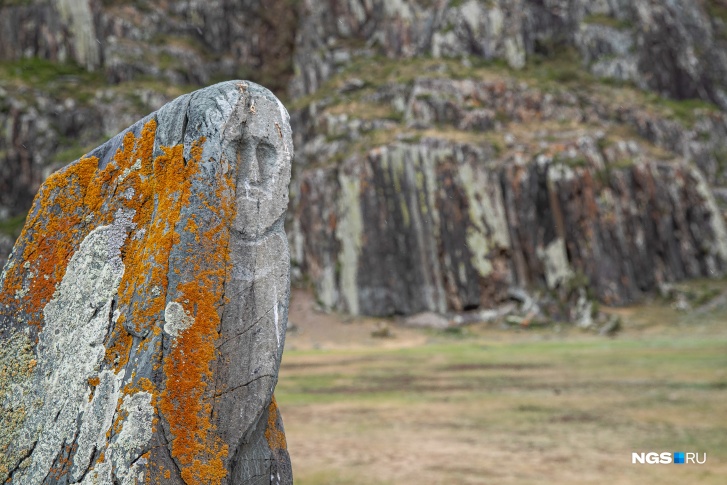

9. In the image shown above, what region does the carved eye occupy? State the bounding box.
[255,142,277,182]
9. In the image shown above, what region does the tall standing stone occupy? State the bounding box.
[0,81,293,485]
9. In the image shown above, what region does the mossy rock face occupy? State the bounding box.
[0,81,293,485]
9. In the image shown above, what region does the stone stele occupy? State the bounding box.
[0,81,293,485]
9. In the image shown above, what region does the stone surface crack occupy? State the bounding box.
[158,421,184,480]
[214,304,275,349]
[74,444,97,483]
[180,111,189,160]
[212,373,274,399]
[7,440,36,479]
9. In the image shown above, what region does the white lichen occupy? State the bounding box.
[10,218,128,484]
[70,370,122,482]
[163,301,194,338]
[110,391,154,484]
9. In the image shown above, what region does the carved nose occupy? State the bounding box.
[240,139,277,189]
[248,155,261,185]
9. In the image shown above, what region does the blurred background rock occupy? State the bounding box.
[3,0,727,325]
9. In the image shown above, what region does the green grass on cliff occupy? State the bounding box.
[0,213,26,238]
[645,93,721,125]
[291,50,720,134]
[706,0,727,25]
[583,13,633,30]
[0,0,34,6]
[0,57,102,87]
[0,57,106,107]
[0,57,194,106]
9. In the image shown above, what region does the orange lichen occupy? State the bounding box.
[158,148,235,485]
[137,377,156,394]
[88,377,101,402]
[103,122,162,369]
[49,443,78,479]
[103,328,133,370]
[122,377,156,396]
[111,395,128,435]
[0,156,99,329]
[264,396,287,452]
[0,111,249,483]
[65,120,234,484]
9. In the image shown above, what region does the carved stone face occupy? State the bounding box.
[232,92,292,240]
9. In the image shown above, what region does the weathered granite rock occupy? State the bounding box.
[0,81,293,485]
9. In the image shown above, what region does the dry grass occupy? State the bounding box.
[279,285,727,484]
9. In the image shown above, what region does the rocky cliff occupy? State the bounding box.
[289,0,727,316]
[2,0,727,321]
[0,81,293,485]
[291,0,727,107]
[290,63,727,316]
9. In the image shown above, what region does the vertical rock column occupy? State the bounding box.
[0,81,293,485]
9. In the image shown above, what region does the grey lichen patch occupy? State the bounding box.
[163,301,194,338]
[7,218,128,484]
[74,379,153,485]
[0,330,36,482]
[106,391,154,485]
[465,229,494,276]
[78,458,113,485]
[70,370,122,482]
[55,0,101,71]
[117,159,142,184]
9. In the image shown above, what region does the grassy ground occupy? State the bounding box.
[278,285,727,484]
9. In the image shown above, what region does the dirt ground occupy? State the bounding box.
[278,286,727,484]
